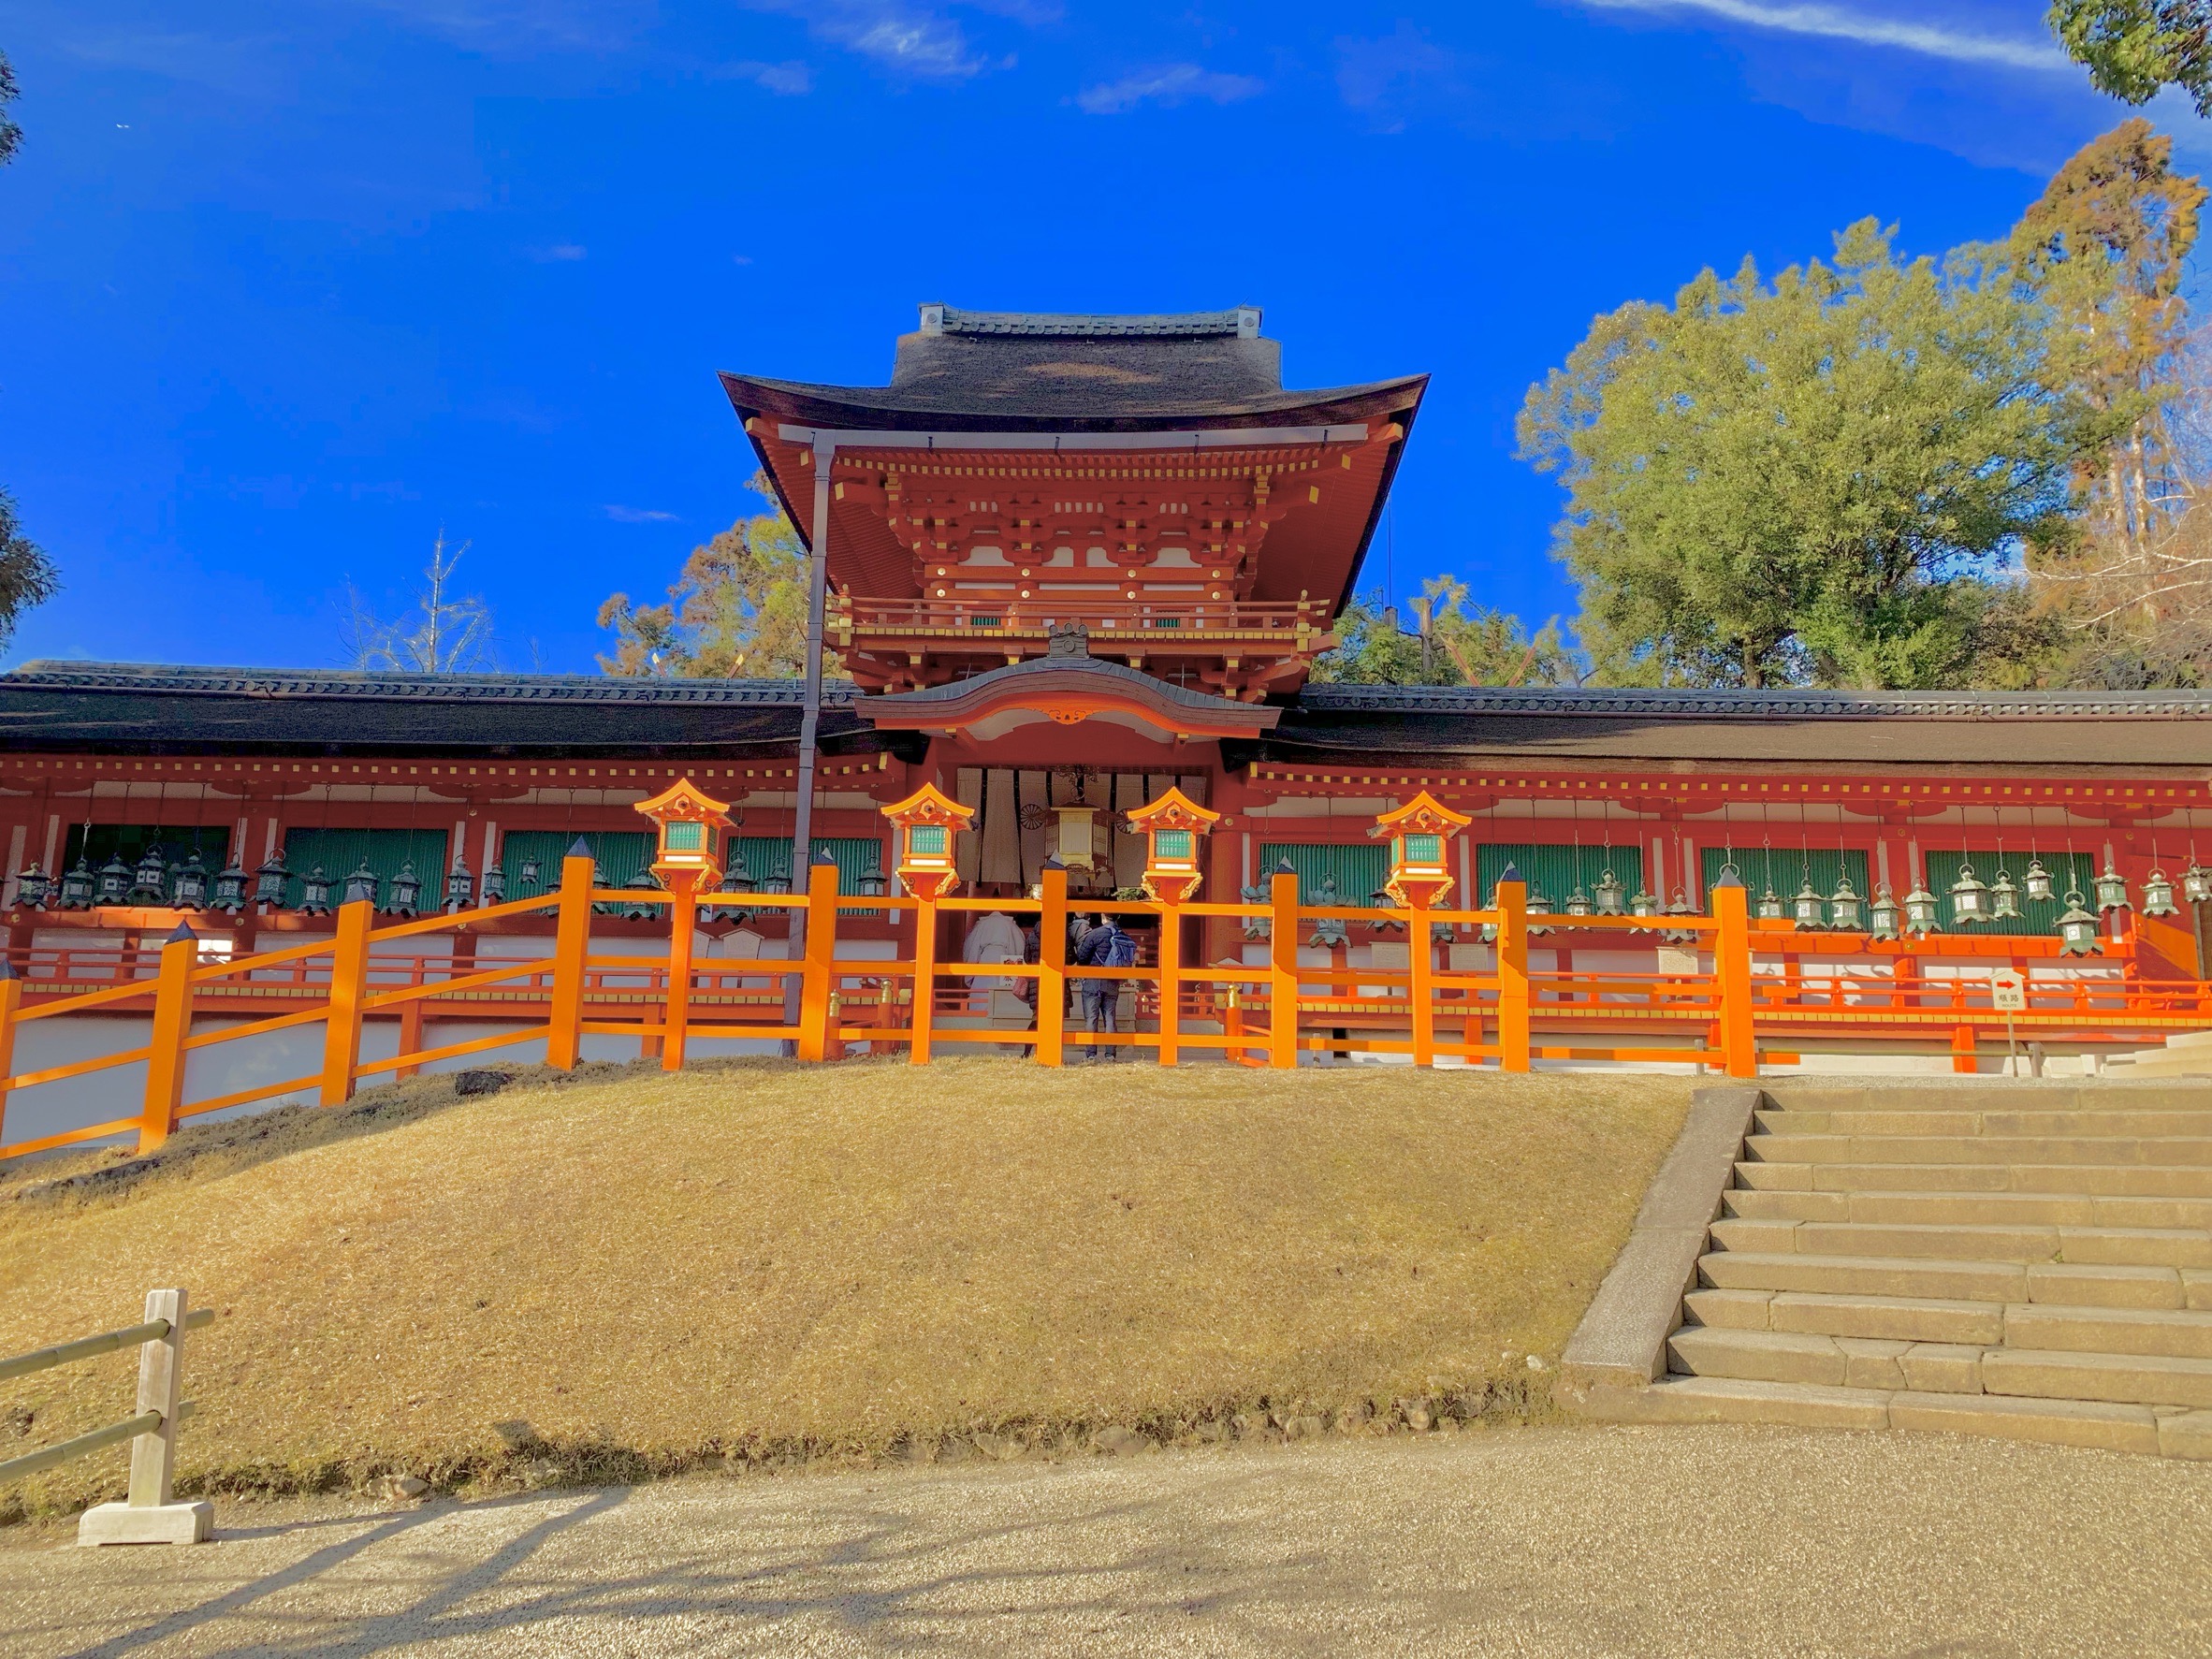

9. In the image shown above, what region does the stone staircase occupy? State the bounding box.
[1626,1081,2212,1458]
[2103,1029,2212,1079]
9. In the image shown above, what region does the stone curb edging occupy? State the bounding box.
[1556,1085,1761,1405]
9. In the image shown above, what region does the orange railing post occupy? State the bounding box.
[796,860,839,1062]
[910,891,939,1065]
[142,924,198,1148]
[662,883,699,1072]
[1494,880,1530,1073]
[1157,899,1182,1067]
[318,904,371,1107]
[545,847,596,1071]
[1035,865,1067,1068]
[1269,870,1300,1070]
[0,966,17,1149]
[1409,898,1434,1068]
[1712,880,1757,1078]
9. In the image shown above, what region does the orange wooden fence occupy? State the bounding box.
[3,857,2208,1164]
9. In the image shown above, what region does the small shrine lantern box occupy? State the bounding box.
[1125,786,1220,905]
[1370,791,1472,909]
[634,779,735,893]
[880,781,976,901]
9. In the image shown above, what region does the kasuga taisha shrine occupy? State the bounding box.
[3,305,2212,1161]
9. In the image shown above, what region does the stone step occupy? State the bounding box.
[1670,1324,2212,1408]
[2103,1054,2212,1079]
[1585,1375,2203,1455]
[1687,1288,2212,1361]
[1735,1161,2212,1198]
[2003,1303,2212,1361]
[1758,1084,2212,1113]
[1980,1347,2212,1410]
[1754,1109,2212,1138]
[1697,1250,2210,1310]
[1746,1134,2212,1167]
[1722,1188,2212,1229]
[1706,1216,2212,1268]
[1685,1288,2005,1345]
[1667,1326,1985,1391]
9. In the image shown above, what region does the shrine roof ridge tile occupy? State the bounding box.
[930,307,1255,338]
[1291,684,2212,720]
[3,662,862,706]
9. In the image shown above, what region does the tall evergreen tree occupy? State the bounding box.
[2049,3,2212,116]
[1519,221,2096,690]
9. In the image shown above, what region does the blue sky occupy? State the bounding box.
[0,0,2198,673]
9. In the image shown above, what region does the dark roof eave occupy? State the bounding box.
[717,372,1429,436]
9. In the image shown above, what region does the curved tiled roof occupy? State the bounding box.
[1296,684,2212,720]
[4,662,858,705]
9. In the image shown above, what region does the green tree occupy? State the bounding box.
[1519,220,2094,690]
[599,472,820,677]
[1312,585,1579,686]
[0,50,22,167]
[0,63,58,650]
[2010,121,2212,685]
[0,490,59,654]
[2049,3,2212,116]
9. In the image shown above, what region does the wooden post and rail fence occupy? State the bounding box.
[0,1288,213,1545]
[2,848,2209,1167]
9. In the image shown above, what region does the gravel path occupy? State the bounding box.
[4,1424,2210,1657]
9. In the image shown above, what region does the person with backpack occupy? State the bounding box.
[1072,912,1137,1062]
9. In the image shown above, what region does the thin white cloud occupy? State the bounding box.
[1576,0,2072,71]
[604,505,680,523]
[529,243,589,262]
[1077,63,1264,115]
[723,59,813,95]
[749,1,989,80]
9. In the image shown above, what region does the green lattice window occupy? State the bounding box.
[1478,843,1645,910]
[1702,847,1872,919]
[499,831,653,897]
[1259,842,1389,906]
[1919,849,2099,937]
[278,828,451,910]
[729,836,885,895]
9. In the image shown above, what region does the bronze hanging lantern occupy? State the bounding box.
[1564,883,1594,919]
[125,849,167,907]
[444,859,473,913]
[2183,862,2212,905]
[1867,881,1901,941]
[1948,861,1990,926]
[1628,884,1660,930]
[1988,867,2021,922]
[1828,872,1863,932]
[479,861,506,905]
[1791,877,1824,930]
[2022,856,2056,904]
[1594,867,1625,916]
[2057,888,2101,955]
[388,862,423,917]
[168,851,209,911]
[517,853,543,893]
[342,861,380,909]
[1661,891,1698,943]
[1902,878,1940,937]
[12,864,50,910]
[212,856,249,913]
[298,865,333,916]
[2094,857,2130,914]
[2141,867,2179,917]
[254,852,290,910]
[58,857,95,910]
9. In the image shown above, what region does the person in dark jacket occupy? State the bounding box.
[1072,912,1130,1061]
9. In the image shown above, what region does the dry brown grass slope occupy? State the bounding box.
[0,1059,1693,1516]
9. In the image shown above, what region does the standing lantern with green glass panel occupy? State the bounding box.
[1127,784,1218,904]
